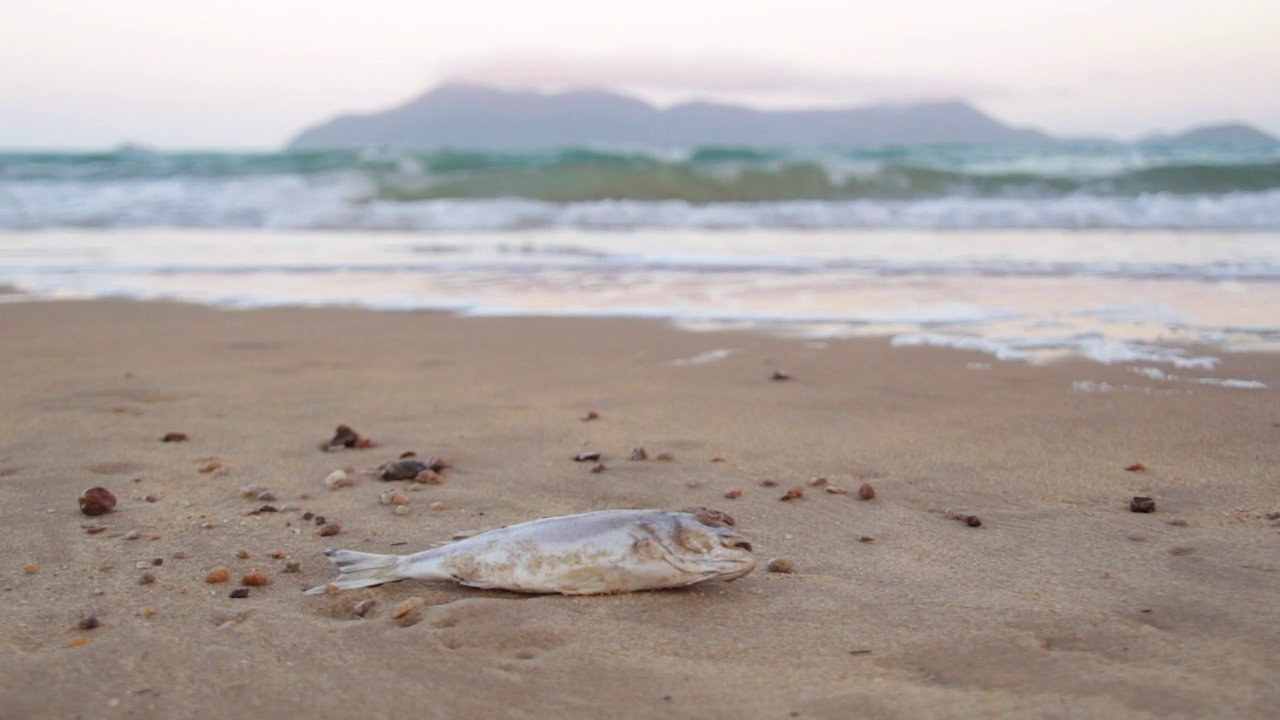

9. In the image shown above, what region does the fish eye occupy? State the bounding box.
[724,538,753,553]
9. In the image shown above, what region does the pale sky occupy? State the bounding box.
[2,0,1278,149]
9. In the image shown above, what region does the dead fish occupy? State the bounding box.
[306,509,756,596]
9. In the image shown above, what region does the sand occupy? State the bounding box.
[1,299,1278,719]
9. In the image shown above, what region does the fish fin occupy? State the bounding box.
[304,548,404,595]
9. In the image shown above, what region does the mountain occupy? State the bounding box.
[1142,123,1279,145]
[286,84,1053,149]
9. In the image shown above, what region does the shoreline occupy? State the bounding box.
[2,299,1278,718]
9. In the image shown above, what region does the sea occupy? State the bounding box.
[2,143,1278,385]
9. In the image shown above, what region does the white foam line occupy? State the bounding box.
[670,349,735,366]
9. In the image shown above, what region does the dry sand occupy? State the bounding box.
[1,299,1278,719]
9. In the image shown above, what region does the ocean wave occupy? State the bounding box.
[4,145,1280,229]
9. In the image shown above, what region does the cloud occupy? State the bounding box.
[441,53,1004,105]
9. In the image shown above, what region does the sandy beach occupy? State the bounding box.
[1,298,1278,719]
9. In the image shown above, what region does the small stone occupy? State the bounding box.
[144,494,160,503]
[826,485,849,494]
[428,501,446,511]
[779,487,804,501]
[238,485,264,498]
[414,470,443,484]
[394,505,412,516]
[590,462,606,474]
[79,487,117,516]
[761,479,779,488]
[23,563,37,574]
[859,536,875,543]
[381,460,428,481]
[198,460,223,474]
[352,599,378,618]
[325,424,372,451]
[229,588,250,599]
[964,515,982,527]
[77,614,100,630]
[200,521,215,529]
[86,525,108,534]
[161,432,188,442]
[582,411,600,421]
[808,477,829,488]
[1130,496,1157,513]
[629,447,648,461]
[771,370,791,381]
[241,572,269,587]
[318,523,342,537]
[573,452,602,462]
[323,470,353,490]
[205,567,232,583]
[137,606,156,617]
[1125,463,1146,472]
[723,488,742,499]
[766,558,795,573]
[255,490,276,502]
[389,597,424,619]
[855,482,876,501]
[270,550,285,559]
[390,493,409,506]
[125,530,141,540]
[654,452,674,462]
[138,572,156,585]
[67,636,89,647]
[235,550,249,559]
[283,559,301,573]
[255,505,279,514]
[302,512,314,521]
[312,515,326,525]
[172,551,188,559]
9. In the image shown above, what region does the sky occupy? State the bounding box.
[2,0,1278,149]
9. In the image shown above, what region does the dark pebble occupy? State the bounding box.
[381,459,428,481]
[77,614,100,630]
[229,588,250,599]
[161,432,189,442]
[78,487,117,516]
[574,452,602,462]
[1130,496,1157,513]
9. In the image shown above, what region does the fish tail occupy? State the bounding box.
[305,548,405,594]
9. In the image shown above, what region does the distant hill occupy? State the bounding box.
[1142,123,1279,145]
[286,84,1054,149]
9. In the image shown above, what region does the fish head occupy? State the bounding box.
[651,511,756,581]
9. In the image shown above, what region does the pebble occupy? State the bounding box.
[138,572,157,585]
[389,597,424,619]
[352,599,378,618]
[766,558,795,573]
[1130,496,1157,513]
[205,567,232,583]
[255,490,276,502]
[239,485,265,498]
[382,460,429,481]
[124,530,140,540]
[1125,463,1147,472]
[323,470,353,490]
[79,487,117,516]
[582,411,600,421]
[324,424,373,451]
[23,563,37,574]
[67,636,89,647]
[283,559,301,573]
[144,494,160,503]
[241,572,269,587]
[630,447,648,461]
[318,523,342,537]
[394,505,412,516]
[235,550,249,559]
[859,536,875,543]
[808,477,829,488]
[771,370,792,381]
[270,550,285,559]
[590,462,606,473]
[198,460,223,474]
[761,479,779,488]
[826,486,849,494]
[415,470,443,484]
[723,488,743,499]
[779,487,805,501]
[161,432,189,442]
[172,551,188,559]
[137,606,156,617]
[428,501,446,511]
[229,588,250,599]
[573,452,602,462]
[856,482,876,501]
[77,614,100,630]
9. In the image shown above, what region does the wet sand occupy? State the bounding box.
[1,299,1278,719]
